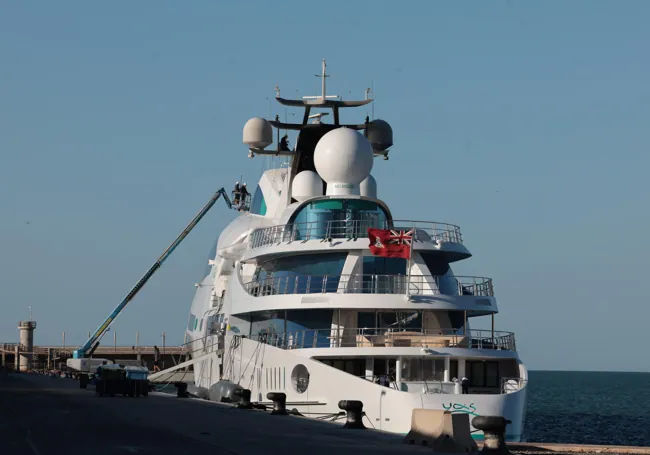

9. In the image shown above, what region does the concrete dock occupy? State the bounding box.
[1,371,648,455]
[0,371,430,455]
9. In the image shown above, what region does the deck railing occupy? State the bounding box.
[249,219,463,249]
[251,328,516,351]
[243,274,494,297]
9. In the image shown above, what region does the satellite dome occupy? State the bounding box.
[360,174,377,199]
[243,117,273,150]
[291,171,323,202]
[314,128,374,196]
[366,119,393,152]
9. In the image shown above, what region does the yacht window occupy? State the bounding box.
[450,360,458,380]
[285,309,332,348]
[401,358,446,382]
[290,199,389,240]
[449,311,465,330]
[361,256,407,293]
[419,253,459,295]
[249,185,267,216]
[248,309,334,348]
[378,311,422,331]
[250,311,284,338]
[358,311,422,334]
[486,362,499,387]
[255,253,347,294]
[362,256,406,275]
[469,361,486,387]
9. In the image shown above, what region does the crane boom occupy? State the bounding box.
[72,187,232,359]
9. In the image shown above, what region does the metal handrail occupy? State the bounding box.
[251,328,516,351]
[248,219,463,249]
[243,274,494,297]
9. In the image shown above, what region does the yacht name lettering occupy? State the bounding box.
[442,402,478,416]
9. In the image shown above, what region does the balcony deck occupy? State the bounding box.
[243,274,494,297]
[252,328,516,351]
[249,219,463,249]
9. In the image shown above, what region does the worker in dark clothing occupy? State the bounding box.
[239,183,249,210]
[461,376,469,394]
[233,182,241,205]
[280,134,290,151]
[153,345,161,372]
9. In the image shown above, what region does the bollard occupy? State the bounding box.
[266,392,287,415]
[175,382,189,398]
[79,373,88,389]
[472,416,511,455]
[234,388,253,409]
[338,400,366,429]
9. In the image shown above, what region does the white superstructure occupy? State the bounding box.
[182,60,528,441]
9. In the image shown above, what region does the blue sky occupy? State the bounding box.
[1,1,649,372]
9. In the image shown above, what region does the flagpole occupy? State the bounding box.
[406,223,414,299]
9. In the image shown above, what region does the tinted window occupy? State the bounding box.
[362,256,406,275]
[420,253,459,295]
[249,309,334,348]
[361,256,407,293]
[249,185,267,215]
[256,253,347,294]
[291,199,389,240]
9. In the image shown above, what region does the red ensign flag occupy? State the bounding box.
[367,228,413,259]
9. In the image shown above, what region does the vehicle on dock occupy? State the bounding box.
[170,61,528,441]
[94,364,149,397]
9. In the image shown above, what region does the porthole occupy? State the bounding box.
[291,364,310,394]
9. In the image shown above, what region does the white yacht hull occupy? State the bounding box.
[193,336,527,441]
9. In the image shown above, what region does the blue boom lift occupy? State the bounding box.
[67,188,233,381]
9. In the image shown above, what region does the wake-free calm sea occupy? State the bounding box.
[524,371,650,446]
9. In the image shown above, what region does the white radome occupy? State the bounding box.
[291,171,324,202]
[243,117,273,150]
[360,174,377,198]
[313,128,374,187]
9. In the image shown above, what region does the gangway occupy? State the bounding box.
[67,187,233,376]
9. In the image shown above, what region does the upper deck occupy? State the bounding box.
[250,219,463,248]
[244,218,471,263]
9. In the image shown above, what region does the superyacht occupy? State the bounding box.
[173,61,527,441]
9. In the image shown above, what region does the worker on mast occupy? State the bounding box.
[280,134,290,152]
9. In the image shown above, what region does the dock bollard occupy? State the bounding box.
[175,382,189,398]
[472,416,511,455]
[266,392,287,415]
[338,400,365,429]
[234,389,253,409]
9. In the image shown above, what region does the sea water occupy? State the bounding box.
[524,370,650,446]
